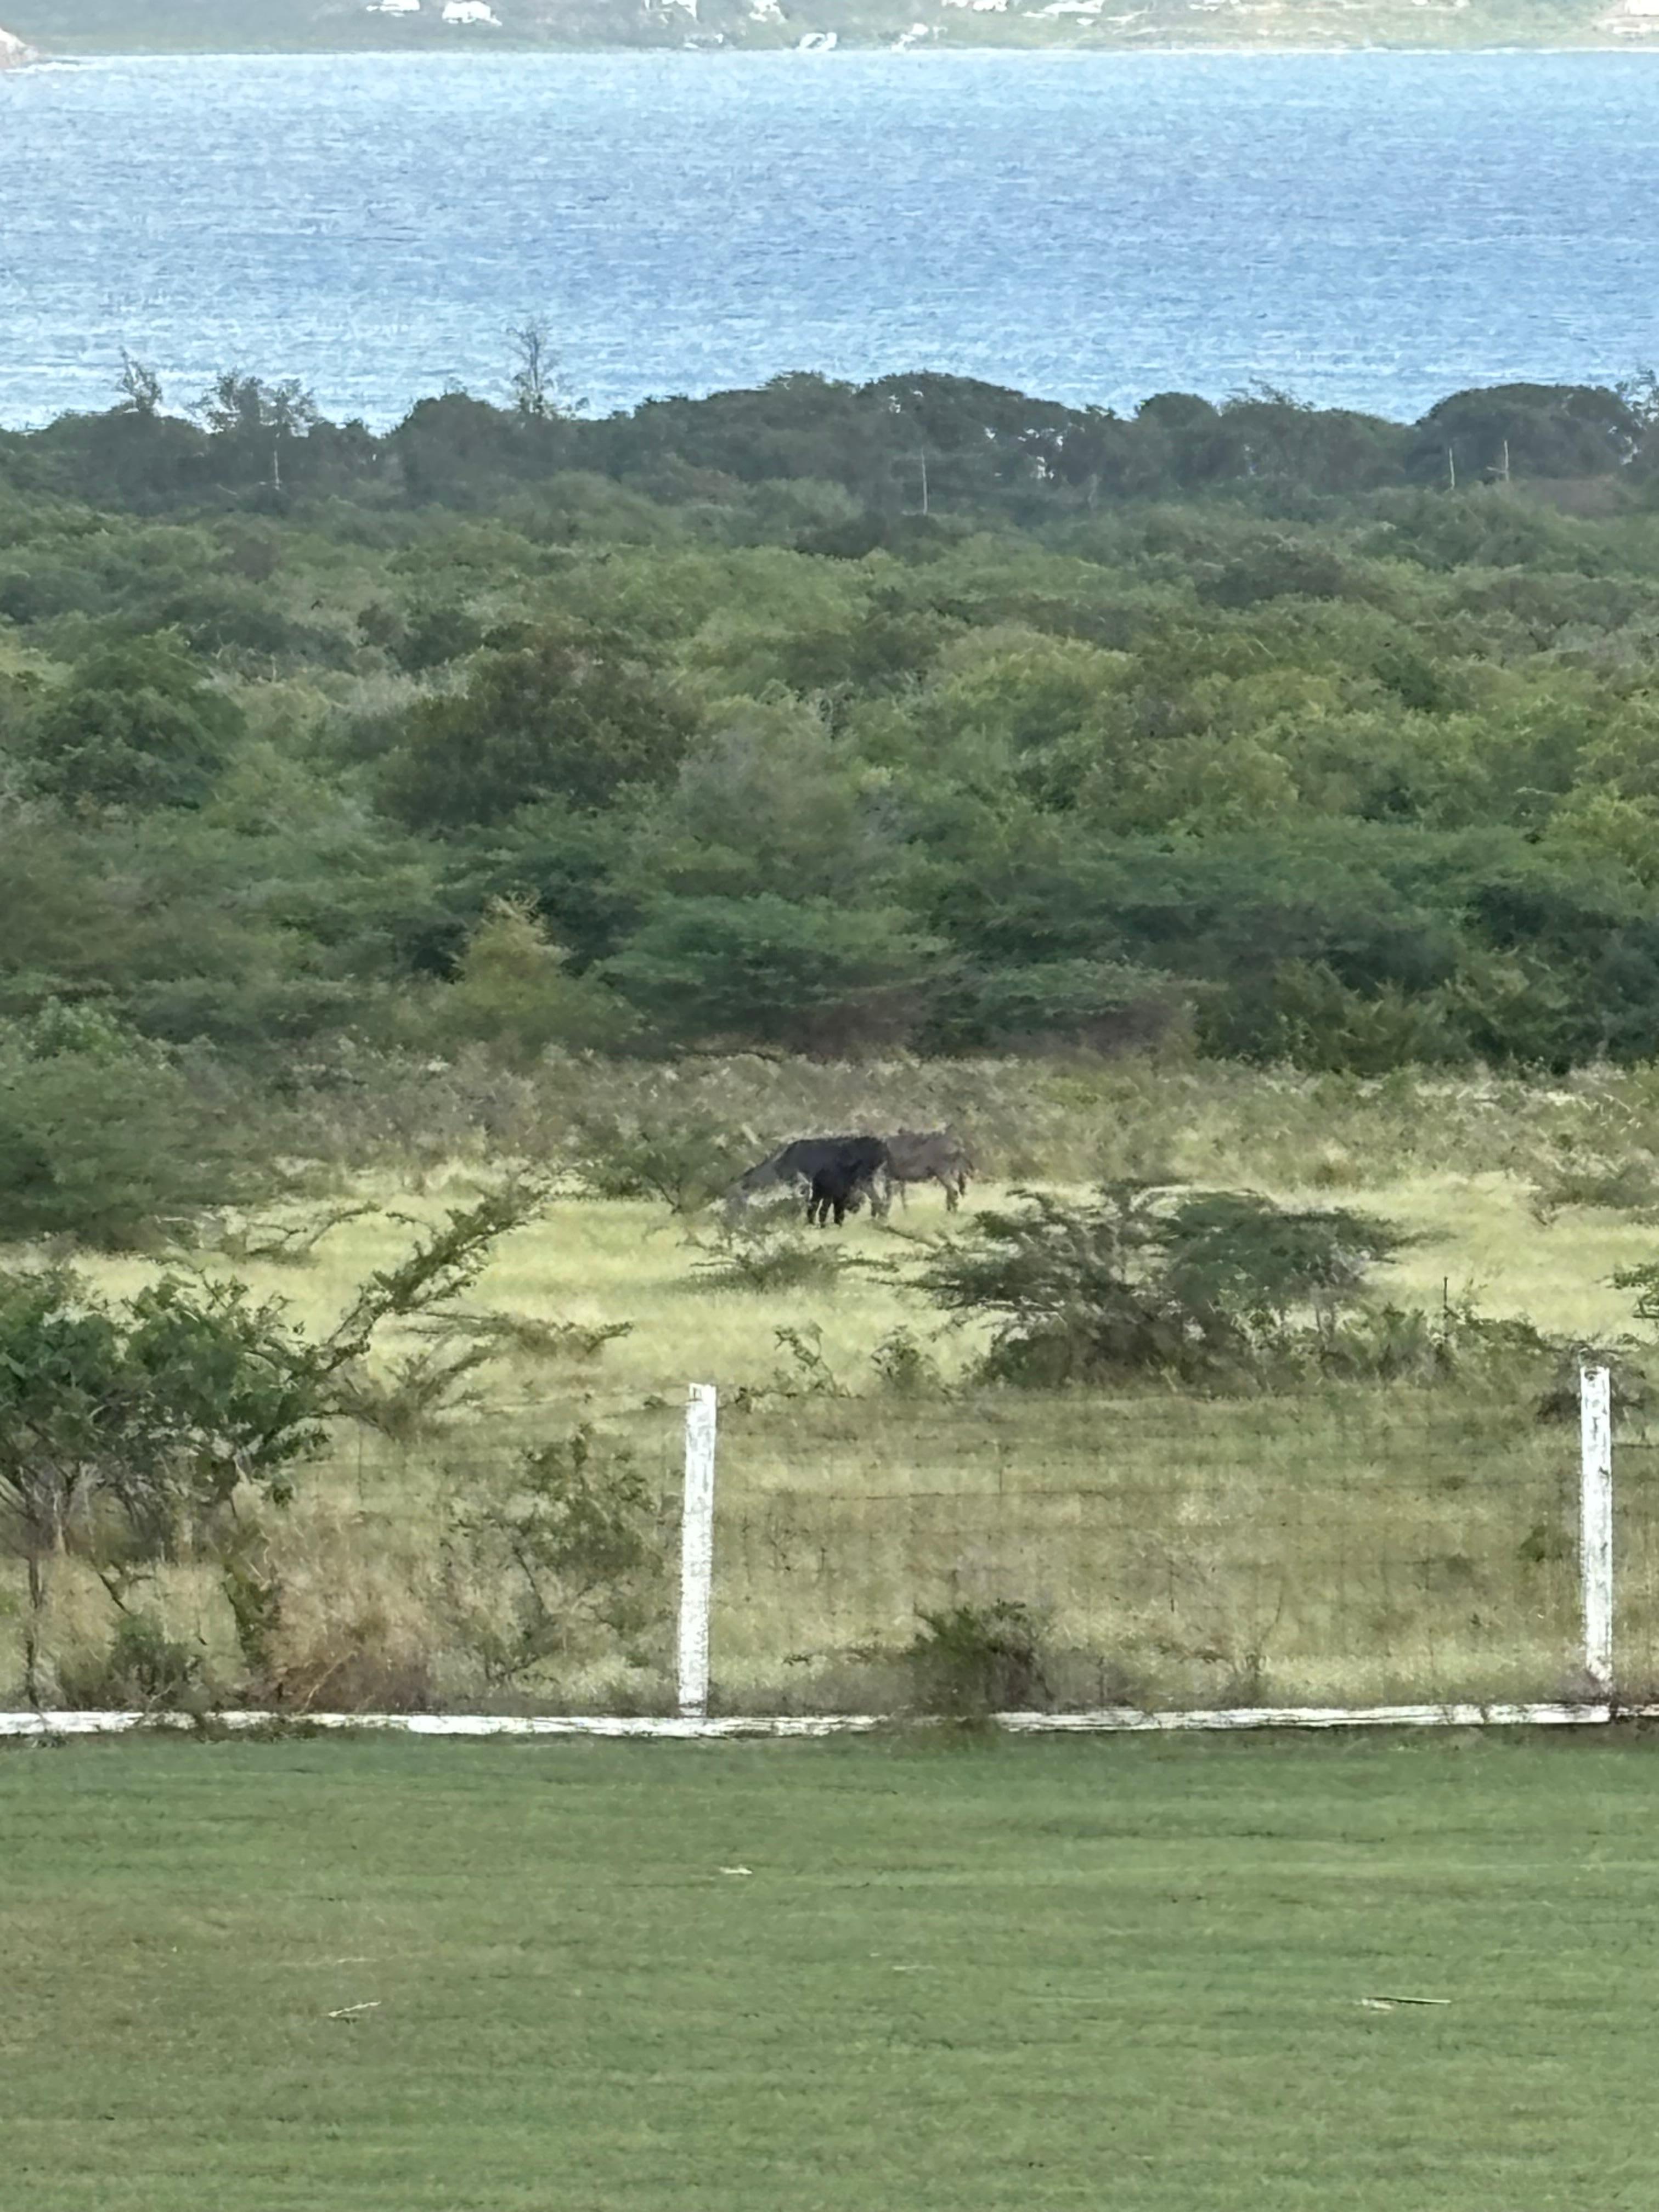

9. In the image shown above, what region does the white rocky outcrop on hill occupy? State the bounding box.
[0,25,35,65]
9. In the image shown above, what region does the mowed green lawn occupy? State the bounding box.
[3,1734,1656,2211]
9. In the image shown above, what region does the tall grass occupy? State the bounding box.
[13,1056,1659,1711]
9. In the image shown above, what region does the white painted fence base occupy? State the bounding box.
[1,1701,1649,1740]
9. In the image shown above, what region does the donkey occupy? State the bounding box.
[728,1135,889,1227]
[879,1128,974,1213]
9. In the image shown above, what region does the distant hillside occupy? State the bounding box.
[5,0,1657,50]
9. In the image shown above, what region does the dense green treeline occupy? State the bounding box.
[7,368,1659,1233]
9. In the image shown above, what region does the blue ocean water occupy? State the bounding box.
[2,49,1658,428]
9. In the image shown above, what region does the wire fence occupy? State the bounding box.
[316,1376,1610,1712]
[701,1385,1588,1709]
[7,1374,1618,1723]
[1607,1402,1659,1695]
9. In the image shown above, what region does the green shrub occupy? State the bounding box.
[0,1006,260,1248]
[23,634,241,811]
[391,599,486,674]
[769,1323,845,1397]
[443,1426,667,1689]
[903,1601,1053,1719]
[57,1611,207,1712]
[0,1266,327,1701]
[572,1113,749,1215]
[915,1183,1408,1388]
[1530,1149,1659,1222]
[870,1326,944,1396]
[689,1222,848,1295]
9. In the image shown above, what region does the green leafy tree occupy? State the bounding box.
[24,635,241,811]
[380,626,693,833]
[0,1003,259,1248]
[606,893,945,1052]
[434,896,638,1063]
[0,1267,324,1702]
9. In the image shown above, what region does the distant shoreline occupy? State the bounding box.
[16,38,1659,57]
[9,0,1659,62]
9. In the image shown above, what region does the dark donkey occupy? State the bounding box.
[805,1136,889,1227]
[729,1135,890,1227]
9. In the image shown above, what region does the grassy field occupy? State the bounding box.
[3,1730,1658,2211]
[14,1058,1659,1712]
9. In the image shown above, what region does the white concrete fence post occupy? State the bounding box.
[1580,1364,1614,1693]
[677,1383,718,1719]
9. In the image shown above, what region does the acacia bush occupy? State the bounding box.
[1528,1146,1659,1222]
[571,1111,749,1214]
[689,1221,849,1294]
[0,1266,324,1701]
[913,1183,1411,1387]
[0,1186,548,1703]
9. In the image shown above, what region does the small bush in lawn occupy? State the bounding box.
[1530,1149,1659,1223]
[1610,1257,1659,1327]
[904,1600,1053,1719]
[769,1322,845,1397]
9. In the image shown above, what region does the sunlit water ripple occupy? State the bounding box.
[4,49,1659,427]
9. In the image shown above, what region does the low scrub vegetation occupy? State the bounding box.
[914,1183,1416,1386]
[13,369,1659,1703]
[902,1600,1054,1719]
[442,1425,668,1694]
[9,374,1659,1122]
